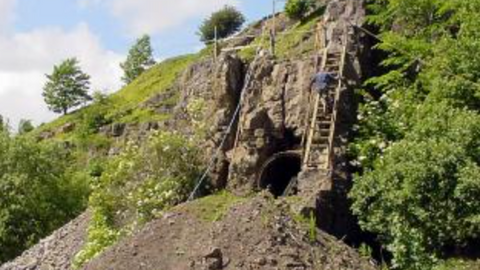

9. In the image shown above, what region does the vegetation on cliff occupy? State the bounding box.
[73,131,203,268]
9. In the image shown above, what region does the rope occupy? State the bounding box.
[187,51,259,201]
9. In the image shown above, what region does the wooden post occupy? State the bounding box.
[214,26,218,63]
[272,0,276,37]
[271,0,276,56]
[270,29,276,56]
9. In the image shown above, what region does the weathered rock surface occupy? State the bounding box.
[221,0,368,239]
[0,212,90,270]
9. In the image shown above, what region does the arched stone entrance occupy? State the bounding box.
[257,151,302,197]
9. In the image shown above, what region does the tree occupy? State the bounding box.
[349,0,480,269]
[285,0,314,20]
[43,58,91,115]
[0,133,88,263]
[120,35,156,84]
[17,119,34,135]
[198,5,245,43]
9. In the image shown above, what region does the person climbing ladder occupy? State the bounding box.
[310,71,338,113]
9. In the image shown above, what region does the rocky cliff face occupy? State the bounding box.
[226,55,316,193]
[213,0,369,239]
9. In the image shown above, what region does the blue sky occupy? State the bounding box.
[0,0,284,128]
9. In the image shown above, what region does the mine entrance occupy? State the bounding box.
[258,152,302,197]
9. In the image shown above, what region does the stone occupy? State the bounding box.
[203,247,223,270]
[58,123,75,134]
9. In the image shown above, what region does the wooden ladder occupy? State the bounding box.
[302,39,348,170]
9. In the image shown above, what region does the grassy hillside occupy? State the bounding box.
[33,53,202,140]
[239,13,320,61]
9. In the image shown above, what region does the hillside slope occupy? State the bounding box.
[83,194,377,270]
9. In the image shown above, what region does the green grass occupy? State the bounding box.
[239,12,321,61]
[274,17,319,59]
[435,260,480,270]
[182,191,246,222]
[117,109,171,124]
[109,54,199,114]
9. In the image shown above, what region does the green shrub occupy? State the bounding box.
[351,104,480,269]
[349,1,480,269]
[198,5,245,43]
[0,130,88,263]
[285,0,314,20]
[73,131,203,267]
[434,259,480,270]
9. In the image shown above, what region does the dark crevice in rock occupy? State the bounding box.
[258,153,302,197]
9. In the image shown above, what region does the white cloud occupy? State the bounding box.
[0,22,123,128]
[77,0,102,9]
[104,0,239,36]
[0,0,16,32]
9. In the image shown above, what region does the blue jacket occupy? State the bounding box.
[311,72,336,93]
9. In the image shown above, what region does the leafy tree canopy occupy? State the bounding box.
[120,34,156,85]
[17,119,34,135]
[198,5,245,43]
[0,131,88,263]
[43,58,92,115]
[349,0,480,269]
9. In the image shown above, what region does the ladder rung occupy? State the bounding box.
[328,51,342,56]
[313,138,329,144]
[317,115,330,120]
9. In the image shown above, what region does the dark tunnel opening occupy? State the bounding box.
[258,154,302,197]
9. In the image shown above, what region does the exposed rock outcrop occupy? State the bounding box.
[222,0,368,239]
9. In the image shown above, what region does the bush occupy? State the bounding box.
[0,131,88,263]
[350,104,480,269]
[73,131,203,267]
[285,0,314,20]
[349,1,480,268]
[198,5,245,43]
